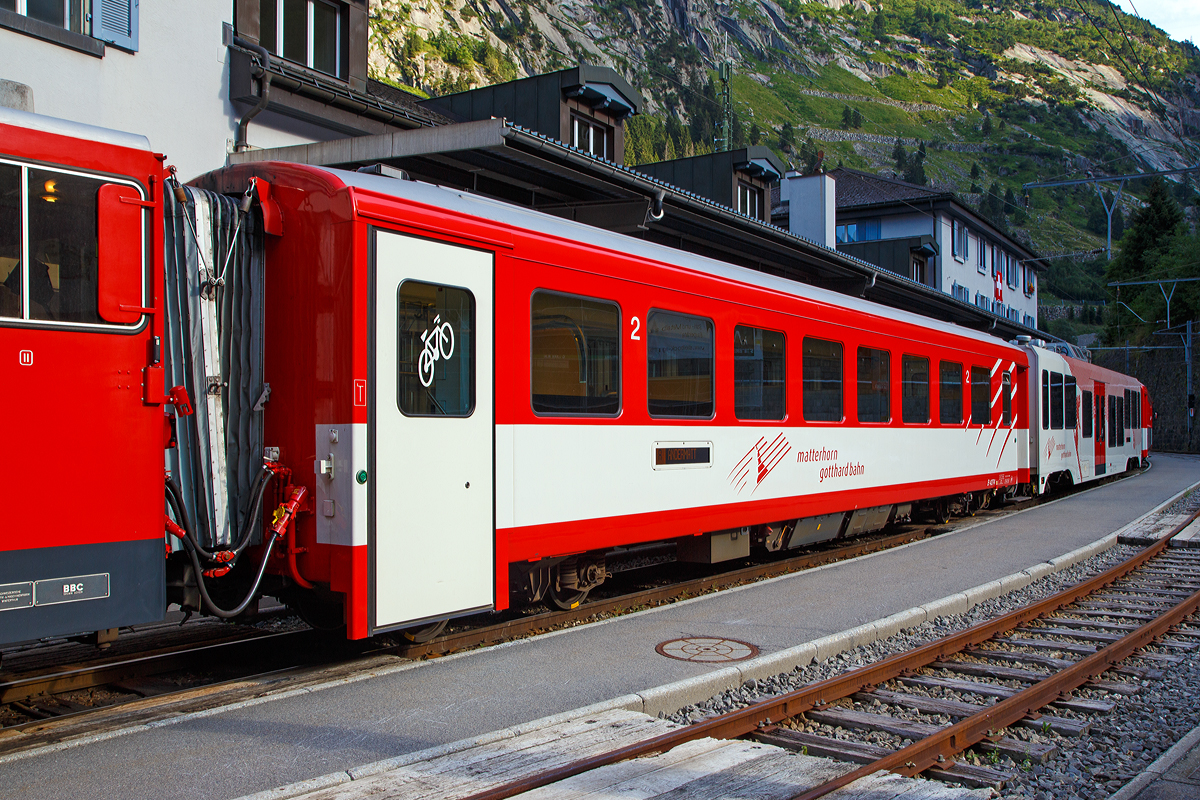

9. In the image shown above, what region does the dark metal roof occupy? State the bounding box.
[228,119,1049,341]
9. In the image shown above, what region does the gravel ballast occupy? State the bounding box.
[667,521,1200,799]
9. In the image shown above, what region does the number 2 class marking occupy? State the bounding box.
[630,316,641,341]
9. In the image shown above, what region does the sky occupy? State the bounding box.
[1109,0,1199,46]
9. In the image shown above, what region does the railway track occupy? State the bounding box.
[0,470,1143,755]
[411,503,1200,800]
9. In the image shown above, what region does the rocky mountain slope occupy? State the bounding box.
[368,0,1200,301]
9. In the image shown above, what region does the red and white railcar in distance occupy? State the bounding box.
[0,108,1150,648]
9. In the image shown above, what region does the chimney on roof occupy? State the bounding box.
[780,170,836,249]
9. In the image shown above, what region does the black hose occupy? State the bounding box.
[165,469,272,562]
[164,468,280,619]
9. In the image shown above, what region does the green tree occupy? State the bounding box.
[852,108,862,128]
[780,121,795,151]
[892,138,907,171]
[841,106,853,129]
[749,121,762,146]
[970,162,981,181]
[981,113,992,135]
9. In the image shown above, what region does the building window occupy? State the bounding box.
[261,0,344,78]
[951,282,969,303]
[571,115,609,159]
[977,238,986,273]
[647,310,714,418]
[3,0,84,30]
[911,255,926,285]
[952,219,968,261]
[835,218,880,244]
[734,325,785,420]
[530,291,620,416]
[737,182,762,219]
[1,0,138,50]
[1024,265,1035,297]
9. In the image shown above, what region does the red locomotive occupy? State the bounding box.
[0,108,1151,647]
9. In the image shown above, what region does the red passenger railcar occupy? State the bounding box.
[0,108,167,644]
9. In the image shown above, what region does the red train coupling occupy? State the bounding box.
[203,566,232,579]
[169,385,194,416]
[270,485,308,538]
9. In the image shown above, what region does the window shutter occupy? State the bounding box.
[92,0,138,51]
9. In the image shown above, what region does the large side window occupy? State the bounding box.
[970,366,991,425]
[1065,375,1077,430]
[902,355,929,424]
[1108,395,1118,446]
[1041,370,1050,430]
[802,337,843,422]
[1082,390,1093,438]
[1002,372,1011,425]
[1049,371,1064,430]
[531,291,620,415]
[939,360,963,425]
[734,325,785,420]
[397,280,474,416]
[261,0,345,78]
[1117,395,1125,444]
[647,310,713,418]
[857,347,890,423]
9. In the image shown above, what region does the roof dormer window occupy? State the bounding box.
[571,115,609,160]
[261,0,344,78]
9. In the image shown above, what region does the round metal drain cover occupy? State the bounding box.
[655,637,759,663]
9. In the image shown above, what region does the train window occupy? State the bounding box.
[647,310,714,418]
[939,361,962,425]
[902,355,929,423]
[0,163,18,318]
[396,280,475,417]
[734,325,785,420]
[1065,375,1077,430]
[1108,395,1118,446]
[1117,395,1125,444]
[1125,390,1134,427]
[531,291,620,416]
[1002,372,1011,425]
[1082,390,1093,438]
[1049,372,1064,430]
[970,366,990,425]
[803,337,843,422]
[1041,370,1049,430]
[856,347,890,423]
[1097,394,1105,445]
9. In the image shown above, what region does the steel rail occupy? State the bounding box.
[456,503,1200,800]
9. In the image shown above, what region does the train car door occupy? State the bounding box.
[1094,382,1105,475]
[371,229,494,632]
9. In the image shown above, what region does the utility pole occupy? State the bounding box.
[1096,180,1125,260]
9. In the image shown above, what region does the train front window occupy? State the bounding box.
[1065,375,1077,430]
[647,310,713,418]
[734,325,785,420]
[396,280,475,417]
[1041,370,1049,430]
[803,337,843,422]
[939,361,962,425]
[857,347,890,423]
[0,163,19,318]
[902,355,929,424]
[970,366,990,425]
[530,291,620,416]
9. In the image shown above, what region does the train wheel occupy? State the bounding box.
[934,500,951,525]
[403,619,448,643]
[546,584,589,611]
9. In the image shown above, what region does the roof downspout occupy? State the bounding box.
[234,36,272,153]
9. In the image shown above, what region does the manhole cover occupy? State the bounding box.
[655,637,759,663]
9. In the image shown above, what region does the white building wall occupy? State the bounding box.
[1,6,333,180]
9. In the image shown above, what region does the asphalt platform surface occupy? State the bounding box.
[4,454,1200,800]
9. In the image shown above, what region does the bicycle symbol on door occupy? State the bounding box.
[418,314,455,387]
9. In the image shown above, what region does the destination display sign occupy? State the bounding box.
[653,441,713,469]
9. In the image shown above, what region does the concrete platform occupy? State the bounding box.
[1111,724,1200,800]
[2,454,1199,800]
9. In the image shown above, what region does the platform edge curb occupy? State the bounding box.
[1108,723,1200,800]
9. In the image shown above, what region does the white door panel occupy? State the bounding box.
[373,230,494,630]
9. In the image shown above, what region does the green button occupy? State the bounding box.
[356,470,368,484]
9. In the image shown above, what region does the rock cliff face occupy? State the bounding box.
[368,0,1199,256]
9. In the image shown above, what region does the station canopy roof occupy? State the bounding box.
[228,118,1044,340]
